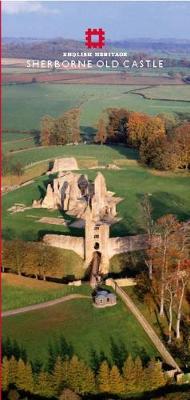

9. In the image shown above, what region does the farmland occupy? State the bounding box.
[133,85,190,101]
[3,83,190,136]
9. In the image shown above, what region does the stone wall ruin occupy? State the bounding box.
[33,170,151,276]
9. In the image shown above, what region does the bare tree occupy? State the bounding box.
[165,273,177,343]
[140,194,155,279]
[175,260,190,339]
[152,215,180,316]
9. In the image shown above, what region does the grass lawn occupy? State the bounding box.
[2,148,190,240]
[2,161,49,187]
[3,83,190,133]
[9,144,138,167]
[2,274,91,311]
[3,296,158,366]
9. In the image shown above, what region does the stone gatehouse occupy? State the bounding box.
[33,170,151,274]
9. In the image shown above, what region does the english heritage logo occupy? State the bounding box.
[85,28,105,48]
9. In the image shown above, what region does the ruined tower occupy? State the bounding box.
[39,170,122,277]
[84,205,110,275]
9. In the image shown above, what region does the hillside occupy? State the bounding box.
[3,37,190,65]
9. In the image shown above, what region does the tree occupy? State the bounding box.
[67,355,85,394]
[128,113,165,149]
[24,242,59,280]
[40,109,81,146]
[146,215,190,341]
[56,114,68,145]
[175,259,190,339]
[36,370,55,398]
[71,108,81,144]
[139,135,180,171]
[2,357,10,391]
[144,360,166,391]
[7,239,27,276]
[134,356,145,392]
[2,154,24,177]
[123,355,145,393]
[67,356,95,395]
[97,360,110,393]
[152,215,180,316]
[122,355,137,393]
[2,337,14,360]
[83,365,96,394]
[36,243,54,280]
[106,108,129,143]
[16,359,34,393]
[109,365,125,395]
[52,356,65,394]
[8,356,18,385]
[13,162,24,177]
[40,115,56,146]
[165,273,177,343]
[127,112,150,148]
[158,113,179,135]
[139,120,190,171]
[173,122,190,170]
[95,118,107,144]
[140,194,155,279]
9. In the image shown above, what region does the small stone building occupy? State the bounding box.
[94,290,117,308]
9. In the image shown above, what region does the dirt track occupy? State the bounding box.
[2,294,89,317]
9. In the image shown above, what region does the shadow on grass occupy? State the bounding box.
[37,226,84,240]
[81,126,97,141]
[136,191,190,224]
[2,228,36,241]
[47,335,74,371]
[90,348,107,372]
[97,143,139,161]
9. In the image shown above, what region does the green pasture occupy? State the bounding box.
[3,137,36,152]
[135,85,190,101]
[2,276,90,312]
[2,146,190,240]
[3,297,158,365]
[2,132,33,142]
[3,84,190,134]
[10,144,137,167]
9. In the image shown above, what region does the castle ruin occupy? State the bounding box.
[33,170,150,284]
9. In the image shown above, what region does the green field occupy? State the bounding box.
[3,84,190,135]
[3,297,158,365]
[2,146,190,240]
[3,136,36,152]
[2,274,90,311]
[2,132,33,142]
[9,144,137,167]
[134,85,190,101]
